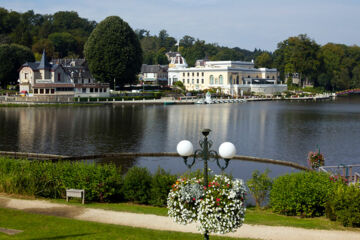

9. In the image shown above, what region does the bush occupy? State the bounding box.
[0,158,123,202]
[122,166,152,204]
[270,171,334,217]
[149,167,177,206]
[325,183,360,227]
[247,169,272,208]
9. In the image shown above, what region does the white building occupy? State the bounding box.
[167,53,188,85]
[169,59,287,96]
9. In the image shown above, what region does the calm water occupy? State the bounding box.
[1,96,360,179]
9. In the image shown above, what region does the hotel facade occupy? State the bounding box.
[168,56,287,95]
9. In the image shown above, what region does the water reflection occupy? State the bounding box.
[1,96,360,179]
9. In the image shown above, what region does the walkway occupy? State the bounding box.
[0,196,359,240]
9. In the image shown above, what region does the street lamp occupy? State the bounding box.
[176,129,236,240]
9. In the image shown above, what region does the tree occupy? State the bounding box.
[48,32,77,58]
[32,38,55,60]
[273,34,320,86]
[247,169,272,208]
[84,16,143,87]
[0,44,34,88]
[255,52,273,68]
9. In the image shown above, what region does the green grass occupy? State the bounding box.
[0,207,254,240]
[49,199,358,231]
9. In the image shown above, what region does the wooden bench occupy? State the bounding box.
[66,189,85,204]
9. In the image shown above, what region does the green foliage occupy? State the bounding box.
[325,183,360,227]
[255,52,273,68]
[270,171,334,217]
[247,169,272,208]
[0,43,34,88]
[122,166,152,204]
[0,157,123,202]
[48,32,78,58]
[149,167,177,206]
[84,16,142,86]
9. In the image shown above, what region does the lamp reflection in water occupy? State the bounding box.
[176,128,236,240]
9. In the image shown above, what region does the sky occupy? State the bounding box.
[1,0,360,51]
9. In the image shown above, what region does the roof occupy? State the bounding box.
[33,83,75,88]
[141,64,168,73]
[38,49,52,69]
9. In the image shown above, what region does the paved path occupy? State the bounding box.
[1,196,360,240]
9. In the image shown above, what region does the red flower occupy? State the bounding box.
[193,197,196,201]
[216,198,220,202]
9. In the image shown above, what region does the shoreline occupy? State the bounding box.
[0,94,335,107]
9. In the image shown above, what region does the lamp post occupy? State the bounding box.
[176,129,236,240]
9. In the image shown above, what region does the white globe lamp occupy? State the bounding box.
[219,142,236,159]
[177,140,194,157]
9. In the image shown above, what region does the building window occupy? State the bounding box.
[40,89,44,94]
[187,73,190,76]
[202,72,204,76]
[267,75,269,78]
[24,73,28,79]
[201,79,204,84]
[45,89,49,94]
[187,79,189,84]
[236,76,239,84]
[58,73,61,81]
[197,79,199,84]
[229,75,232,84]
[192,72,194,76]
[272,76,275,79]
[210,75,214,85]
[197,72,199,76]
[183,73,185,77]
[90,88,94,92]
[34,89,38,94]
[248,75,250,78]
[82,88,86,93]
[183,79,185,83]
[51,89,55,94]
[192,79,194,84]
[219,75,223,85]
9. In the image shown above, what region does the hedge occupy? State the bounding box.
[0,157,177,205]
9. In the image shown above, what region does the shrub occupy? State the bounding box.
[325,183,360,227]
[0,158,123,202]
[122,166,152,204]
[270,171,334,217]
[149,167,177,206]
[247,169,272,208]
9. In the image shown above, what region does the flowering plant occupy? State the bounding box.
[307,151,324,169]
[167,174,246,234]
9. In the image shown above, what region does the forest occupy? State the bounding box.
[1,7,360,90]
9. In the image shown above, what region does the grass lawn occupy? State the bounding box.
[50,198,357,231]
[0,207,254,240]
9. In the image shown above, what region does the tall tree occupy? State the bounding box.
[274,34,320,86]
[84,16,142,87]
[255,52,273,68]
[0,44,34,88]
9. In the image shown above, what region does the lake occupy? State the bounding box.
[1,96,360,179]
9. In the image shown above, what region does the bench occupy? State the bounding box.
[66,189,85,204]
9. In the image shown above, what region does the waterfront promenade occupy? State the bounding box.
[0,93,334,105]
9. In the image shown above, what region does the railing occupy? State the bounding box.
[319,164,360,184]
[0,151,309,171]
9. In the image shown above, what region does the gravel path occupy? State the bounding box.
[1,196,360,240]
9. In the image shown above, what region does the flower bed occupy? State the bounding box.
[167,174,246,234]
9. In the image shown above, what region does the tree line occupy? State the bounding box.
[1,7,359,91]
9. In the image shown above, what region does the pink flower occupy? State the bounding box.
[216,198,220,202]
